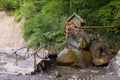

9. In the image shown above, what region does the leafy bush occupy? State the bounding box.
[21,0,120,49]
[0,0,20,15]
[2,0,119,49]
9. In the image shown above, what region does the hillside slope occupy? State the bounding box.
[0,11,26,48]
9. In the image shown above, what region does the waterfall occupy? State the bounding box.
[0,11,26,48]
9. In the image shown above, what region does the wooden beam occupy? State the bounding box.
[78,26,120,29]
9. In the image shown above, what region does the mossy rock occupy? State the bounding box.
[57,48,79,63]
[57,48,92,67]
[81,51,92,67]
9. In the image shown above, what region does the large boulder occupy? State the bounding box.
[57,48,92,67]
[57,48,82,64]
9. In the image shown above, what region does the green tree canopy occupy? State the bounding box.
[0,0,119,49]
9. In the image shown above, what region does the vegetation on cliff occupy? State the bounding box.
[0,0,120,49]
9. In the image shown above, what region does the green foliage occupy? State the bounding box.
[20,1,36,19]
[97,1,120,26]
[94,1,120,48]
[0,0,20,15]
[22,0,66,49]
[2,0,119,49]
[22,0,120,49]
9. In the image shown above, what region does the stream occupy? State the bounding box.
[0,48,120,80]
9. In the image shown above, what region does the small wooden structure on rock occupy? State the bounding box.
[65,13,85,27]
[63,13,85,37]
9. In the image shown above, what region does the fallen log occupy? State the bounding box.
[12,46,29,58]
[12,46,29,65]
[79,26,120,29]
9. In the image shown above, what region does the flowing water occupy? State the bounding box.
[0,11,26,48]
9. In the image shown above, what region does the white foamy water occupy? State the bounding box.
[0,11,26,48]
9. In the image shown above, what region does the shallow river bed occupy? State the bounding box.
[0,48,120,80]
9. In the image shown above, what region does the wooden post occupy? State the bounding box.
[13,52,18,66]
[23,47,29,59]
[34,53,37,70]
[66,26,69,48]
[26,47,30,58]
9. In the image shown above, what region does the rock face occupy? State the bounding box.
[0,11,26,48]
[57,48,82,64]
[57,28,92,67]
[58,24,113,67]
[112,50,120,77]
[93,56,108,65]
[57,28,87,67]
[57,48,92,67]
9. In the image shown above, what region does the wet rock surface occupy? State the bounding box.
[112,50,120,77]
[0,66,120,80]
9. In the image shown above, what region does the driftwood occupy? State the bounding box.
[4,44,56,75]
[32,44,48,70]
[12,46,28,53]
[12,46,29,58]
[11,43,57,73]
[12,46,29,66]
[32,44,58,74]
[32,44,57,73]
[23,47,30,59]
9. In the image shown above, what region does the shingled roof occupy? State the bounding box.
[66,13,84,23]
[64,13,85,27]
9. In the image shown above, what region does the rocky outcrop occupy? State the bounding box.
[57,48,82,64]
[57,28,87,67]
[57,48,92,67]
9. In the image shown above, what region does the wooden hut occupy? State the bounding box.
[63,13,85,35]
[64,13,85,27]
